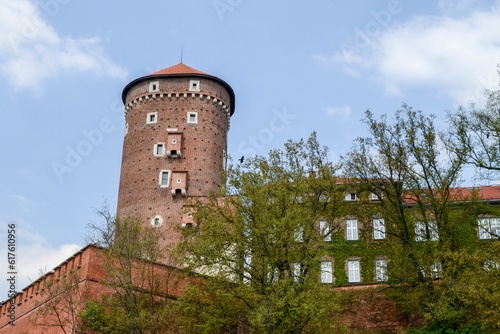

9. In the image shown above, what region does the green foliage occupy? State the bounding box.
[85,212,175,334]
[80,301,112,334]
[446,81,500,178]
[343,106,500,332]
[174,133,347,333]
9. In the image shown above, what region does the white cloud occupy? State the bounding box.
[0,1,127,93]
[324,105,352,119]
[319,4,500,106]
[0,222,81,297]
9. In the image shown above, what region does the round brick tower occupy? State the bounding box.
[117,63,235,254]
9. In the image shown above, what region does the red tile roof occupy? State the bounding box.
[402,185,500,204]
[147,63,208,76]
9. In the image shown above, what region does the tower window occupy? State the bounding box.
[149,81,159,92]
[187,112,198,124]
[146,112,157,124]
[189,80,200,92]
[153,143,165,156]
[159,170,170,187]
[151,215,163,227]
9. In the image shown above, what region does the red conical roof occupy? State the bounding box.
[122,62,235,115]
[148,63,208,76]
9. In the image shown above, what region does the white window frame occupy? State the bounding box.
[373,218,386,240]
[189,80,200,92]
[159,170,170,188]
[153,143,165,157]
[346,219,358,241]
[146,112,157,124]
[478,217,500,239]
[347,260,360,283]
[319,220,332,241]
[187,111,198,124]
[370,192,383,200]
[415,221,439,242]
[321,261,333,283]
[149,81,159,92]
[151,215,163,227]
[345,192,357,201]
[294,226,304,242]
[430,262,442,279]
[375,259,388,282]
[292,263,301,282]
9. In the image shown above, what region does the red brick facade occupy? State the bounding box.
[117,63,235,255]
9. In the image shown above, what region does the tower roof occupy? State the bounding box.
[122,63,235,115]
[147,63,208,76]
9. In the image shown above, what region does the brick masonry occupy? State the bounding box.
[117,69,234,256]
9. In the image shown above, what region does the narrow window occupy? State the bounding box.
[149,81,159,92]
[159,170,170,187]
[373,218,386,240]
[294,226,304,242]
[292,263,301,282]
[146,112,157,124]
[187,111,198,124]
[321,261,333,283]
[346,219,358,241]
[319,220,331,241]
[347,260,360,283]
[375,259,388,282]
[153,143,165,156]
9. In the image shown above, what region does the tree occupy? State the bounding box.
[446,84,500,179]
[174,133,350,334]
[33,267,86,334]
[342,106,500,332]
[81,207,177,334]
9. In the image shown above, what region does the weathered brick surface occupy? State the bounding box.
[117,74,233,256]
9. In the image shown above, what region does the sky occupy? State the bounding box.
[1,0,500,298]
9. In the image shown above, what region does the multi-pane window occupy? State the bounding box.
[347,260,361,283]
[319,220,332,241]
[415,221,439,242]
[370,192,383,200]
[159,170,170,187]
[478,217,500,239]
[430,262,442,279]
[346,219,358,240]
[321,261,333,283]
[375,259,388,282]
[373,218,386,240]
[294,227,304,242]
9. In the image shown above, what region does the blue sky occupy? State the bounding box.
[1,0,500,298]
